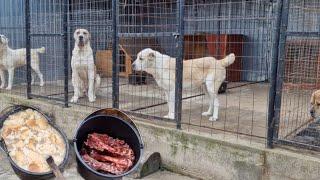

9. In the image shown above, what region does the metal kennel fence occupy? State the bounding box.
[0,0,319,150]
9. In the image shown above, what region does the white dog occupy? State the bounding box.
[132,48,235,121]
[70,29,101,103]
[0,34,45,90]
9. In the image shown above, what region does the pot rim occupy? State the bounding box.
[73,114,143,178]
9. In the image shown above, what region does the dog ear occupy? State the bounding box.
[311,91,316,105]
[147,52,155,60]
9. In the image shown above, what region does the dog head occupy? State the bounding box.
[310,90,320,119]
[0,34,9,50]
[73,29,90,48]
[132,48,157,71]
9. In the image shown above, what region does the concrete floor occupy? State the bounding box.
[0,150,196,180]
[1,77,313,144]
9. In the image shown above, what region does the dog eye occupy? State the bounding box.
[76,31,80,35]
[83,32,87,35]
[139,57,143,61]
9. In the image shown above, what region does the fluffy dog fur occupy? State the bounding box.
[310,90,320,119]
[132,48,235,121]
[70,29,100,103]
[0,34,45,90]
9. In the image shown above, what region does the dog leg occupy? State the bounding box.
[202,74,214,116]
[209,97,219,121]
[6,68,14,90]
[70,72,80,103]
[87,67,96,102]
[0,69,5,89]
[209,80,223,121]
[164,90,175,119]
[31,72,35,85]
[79,80,85,98]
[31,64,44,86]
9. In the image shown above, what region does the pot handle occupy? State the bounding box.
[0,138,9,155]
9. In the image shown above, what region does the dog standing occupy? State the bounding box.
[310,90,320,119]
[132,48,235,121]
[0,34,45,90]
[70,29,100,103]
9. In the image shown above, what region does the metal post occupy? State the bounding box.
[25,0,31,99]
[175,0,185,129]
[63,0,69,107]
[112,0,119,108]
[267,0,289,148]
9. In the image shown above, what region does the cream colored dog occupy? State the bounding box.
[70,29,100,103]
[0,34,45,90]
[132,48,235,121]
[310,90,320,119]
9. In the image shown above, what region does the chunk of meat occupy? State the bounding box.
[82,153,124,175]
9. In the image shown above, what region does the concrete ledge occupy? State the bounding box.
[0,94,320,180]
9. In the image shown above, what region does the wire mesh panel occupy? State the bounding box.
[28,0,66,102]
[277,0,320,149]
[115,0,278,144]
[0,0,27,96]
[68,0,113,108]
[117,0,179,120]
[180,0,275,143]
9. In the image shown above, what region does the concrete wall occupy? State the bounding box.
[0,93,319,180]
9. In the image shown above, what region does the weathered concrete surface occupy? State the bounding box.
[0,149,195,180]
[0,93,320,180]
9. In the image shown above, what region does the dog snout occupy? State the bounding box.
[310,108,315,118]
[79,35,84,41]
[132,63,136,70]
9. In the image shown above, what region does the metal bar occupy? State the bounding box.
[267,0,289,148]
[30,94,65,103]
[63,0,69,107]
[118,32,174,37]
[180,122,266,139]
[112,0,119,108]
[25,0,31,99]
[175,0,185,129]
[122,111,175,123]
[273,0,289,142]
[267,0,284,148]
[286,31,320,37]
[30,33,64,37]
[275,139,320,152]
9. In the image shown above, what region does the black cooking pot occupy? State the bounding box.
[74,108,144,180]
[0,105,70,180]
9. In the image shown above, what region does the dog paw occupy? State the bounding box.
[208,116,218,121]
[39,82,44,87]
[0,85,4,89]
[6,86,12,90]
[202,111,212,116]
[70,97,78,103]
[88,96,96,103]
[164,114,174,119]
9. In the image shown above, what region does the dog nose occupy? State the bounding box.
[79,36,84,40]
[132,64,136,70]
[310,108,315,117]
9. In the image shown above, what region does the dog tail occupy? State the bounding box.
[95,74,101,89]
[35,47,45,54]
[219,53,235,67]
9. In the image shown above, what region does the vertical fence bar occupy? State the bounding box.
[63,0,69,107]
[267,0,289,148]
[25,0,31,99]
[175,0,185,129]
[112,0,119,108]
[273,0,289,141]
